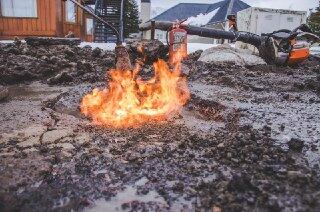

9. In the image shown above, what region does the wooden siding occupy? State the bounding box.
[61,0,84,39]
[0,0,92,41]
[0,0,58,38]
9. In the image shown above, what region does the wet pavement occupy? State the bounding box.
[0,43,320,211]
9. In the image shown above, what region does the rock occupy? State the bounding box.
[18,137,40,148]
[48,71,72,84]
[288,138,304,152]
[198,44,266,66]
[55,143,75,151]
[92,48,103,57]
[74,133,90,145]
[217,143,225,148]
[0,86,9,101]
[42,129,73,144]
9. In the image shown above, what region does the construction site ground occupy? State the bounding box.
[0,43,320,211]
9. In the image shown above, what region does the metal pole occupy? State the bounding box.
[120,0,124,42]
[151,20,155,40]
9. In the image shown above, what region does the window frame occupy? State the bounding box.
[287,17,294,23]
[86,18,93,35]
[65,0,77,24]
[0,0,38,19]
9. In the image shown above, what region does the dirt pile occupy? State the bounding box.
[184,57,320,94]
[0,43,115,85]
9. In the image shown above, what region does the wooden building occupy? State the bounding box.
[0,0,94,41]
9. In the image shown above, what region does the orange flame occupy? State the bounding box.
[80,48,190,128]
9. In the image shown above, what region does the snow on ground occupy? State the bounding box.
[80,42,221,54]
[310,46,320,55]
[2,40,320,56]
[187,43,218,53]
[0,40,16,44]
[79,42,117,51]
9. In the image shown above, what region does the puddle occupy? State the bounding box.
[85,178,168,212]
[7,82,70,101]
[179,110,224,134]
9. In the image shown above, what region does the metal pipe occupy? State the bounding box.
[139,21,263,48]
[66,0,121,44]
[120,0,124,42]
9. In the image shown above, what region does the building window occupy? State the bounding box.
[66,0,76,23]
[0,0,37,17]
[287,17,294,22]
[265,15,273,20]
[86,18,93,35]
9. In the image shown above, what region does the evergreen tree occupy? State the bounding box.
[123,0,140,38]
[308,1,320,34]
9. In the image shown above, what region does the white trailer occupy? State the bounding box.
[236,7,307,52]
[237,7,307,35]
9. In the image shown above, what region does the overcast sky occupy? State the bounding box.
[140,0,318,12]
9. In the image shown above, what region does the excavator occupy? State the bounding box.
[66,0,319,68]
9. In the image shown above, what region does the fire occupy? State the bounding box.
[80,48,190,128]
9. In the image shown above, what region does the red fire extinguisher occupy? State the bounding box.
[168,23,188,64]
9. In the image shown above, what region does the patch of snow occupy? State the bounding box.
[188,43,217,53]
[0,40,15,44]
[85,182,167,211]
[79,42,119,51]
[185,8,220,27]
[310,46,320,55]
[188,43,236,54]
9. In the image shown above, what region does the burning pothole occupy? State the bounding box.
[45,83,231,133]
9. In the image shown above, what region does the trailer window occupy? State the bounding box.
[265,15,273,20]
[66,0,76,23]
[0,0,37,17]
[86,18,93,35]
[287,17,294,22]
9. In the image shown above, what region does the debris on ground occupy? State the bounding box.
[25,37,81,46]
[0,42,320,211]
[0,42,115,85]
[288,138,305,152]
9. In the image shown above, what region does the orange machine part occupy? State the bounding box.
[287,48,310,65]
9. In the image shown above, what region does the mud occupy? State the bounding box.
[0,43,320,211]
[0,43,115,85]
